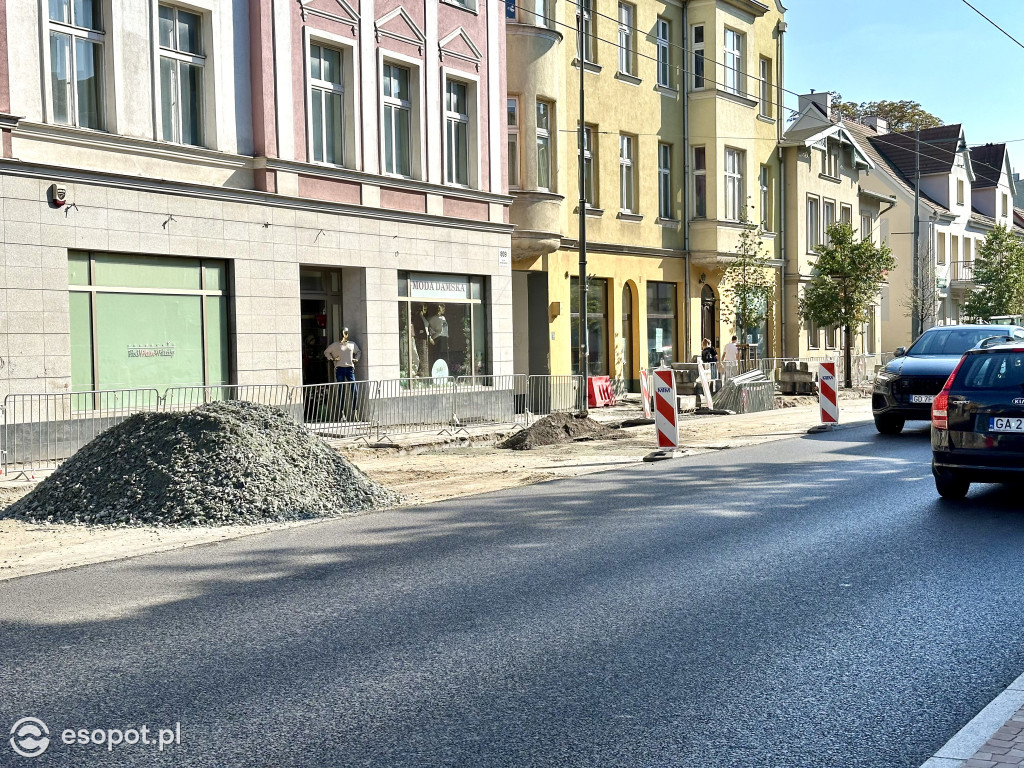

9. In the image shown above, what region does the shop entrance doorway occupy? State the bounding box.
[300,267,344,385]
[701,284,718,353]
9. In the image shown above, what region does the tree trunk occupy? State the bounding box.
[843,324,853,389]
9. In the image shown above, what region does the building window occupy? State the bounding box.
[398,273,489,379]
[840,204,852,226]
[48,0,105,130]
[758,57,771,117]
[723,148,743,222]
[617,3,635,76]
[520,0,551,27]
[723,28,742,96]
[507,97,520,188]
[647,282,676,367]
[619,134,635,213]
[937,232,946,265]
[957,178,964,206]
[865,307,876,354]
[570,276,609,376]
[693,146,706,218]
[583,124,596,206]
[964,237,973,264]
[536,100,552,191]
[656,18,671,88]
[68,252,230,394]
[445,78,470,186]
[658,143,672,220]
[309,43,345,166]
[382,63,412,177]
[828,146,839,178]
[951,234,959,265]
[823,200,835,243]
[580,0,595,63]
[1003,193,1009,217]
[824,325,837,350]
[807,317,820,349]
[860,213,872,242]
[692,25,705,89]
[807,196,819,252]
[759,165,769,230]
[158,4,205,146]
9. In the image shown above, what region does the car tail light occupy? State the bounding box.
[932,356,967,430]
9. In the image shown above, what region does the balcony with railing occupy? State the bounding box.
[950,260,975,284]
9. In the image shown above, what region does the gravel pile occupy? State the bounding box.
[499,412,622,451]
[3,401,400,526]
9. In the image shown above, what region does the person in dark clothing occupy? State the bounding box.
[700,337,719,380]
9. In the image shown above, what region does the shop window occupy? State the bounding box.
[646,281,676,367]
[570,276,608,376]
[397,272,488,379]
[68,252,230,400]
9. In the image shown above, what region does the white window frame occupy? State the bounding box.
[860,213,872,243]
[580,0,596,63]
[617,2,635,76]
[443,74,476,188]
[823,200,836,244]
[507,96,520,189]
[536,99,553,191]
[691,25,705,90]
[44,0,108,130]
[304,29,360,171]
[658,142,672,220]
[936,232,946,265]
[619,133,635,213]
[828,146,839,178]
[723,28,742,96]
[692,145,706,218]
[956,178,964,206]
[1003,193,1009,218]
[378,53,424,181]
[519,0,551,28]
[758,56,771,117]
[807,316,820,349]
[723,147,743,222]
[656,18,671,88]
[583,124,596,206]
[306,38,351,168]
[155,3,209,147]
[759,165,769,230]
[807,195,820,252]
[840,204,852,226]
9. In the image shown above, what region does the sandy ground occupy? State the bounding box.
[0,397,872,582]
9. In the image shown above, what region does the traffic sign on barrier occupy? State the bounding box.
[639,369,652,419]
[653,368,678,449]
[818,362,839,424]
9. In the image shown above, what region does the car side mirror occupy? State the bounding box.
[894,347,907,357]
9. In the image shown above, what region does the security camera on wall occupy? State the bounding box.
[49,183,68,207]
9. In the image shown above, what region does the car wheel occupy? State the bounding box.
[935,475,970,500]
[874,415,905,435]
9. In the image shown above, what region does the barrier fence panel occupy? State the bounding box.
[2,388,162,475]
[372,377,457,439]
[161,384,295,412]
[527,375,587,418]
[454,375,528,427]
[297,381,375,439]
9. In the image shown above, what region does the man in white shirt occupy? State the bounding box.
[722,335,740,379]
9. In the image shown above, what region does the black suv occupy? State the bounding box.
[932,337,1024,499]
[873,324,1024,434]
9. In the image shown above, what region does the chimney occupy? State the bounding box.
[863,116,888,134]
[798,90,832,118]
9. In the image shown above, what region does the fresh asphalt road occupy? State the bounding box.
[3,424,1024,768]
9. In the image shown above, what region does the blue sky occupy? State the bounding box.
[784,0,1023,169]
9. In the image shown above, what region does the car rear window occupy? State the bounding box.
[910,329,1019,355]
[954,352,1024,391]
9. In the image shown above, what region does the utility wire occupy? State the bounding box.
[511,1,1011,180]
[959,0,1024,51]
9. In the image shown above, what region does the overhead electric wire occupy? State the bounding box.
[958,0,1024,51]
[511,0,1012,181]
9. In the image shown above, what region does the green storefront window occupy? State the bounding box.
[69,292,94,391]
[205,295,230,386]
[68,252,91,286]
[203,261,227,291]
[93,254,202,290]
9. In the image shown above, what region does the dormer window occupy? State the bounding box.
[957,179,964,206]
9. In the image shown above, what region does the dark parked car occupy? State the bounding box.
[872,324,1024,434]
[932,337,1024,499]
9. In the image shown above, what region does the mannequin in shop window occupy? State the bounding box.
[324,328,361,419]
[428,304,450,371]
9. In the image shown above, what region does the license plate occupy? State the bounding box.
[990,417,1024,433]
[910,394,935,404]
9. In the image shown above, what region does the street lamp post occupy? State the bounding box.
[576,5,588,385]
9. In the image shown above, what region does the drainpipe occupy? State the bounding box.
[682,0,691,361]
[776,20,787,356]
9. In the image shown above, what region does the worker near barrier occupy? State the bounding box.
[324,328,361,419]
[722,335,739,380]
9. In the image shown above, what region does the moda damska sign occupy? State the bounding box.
[408,274,469,301]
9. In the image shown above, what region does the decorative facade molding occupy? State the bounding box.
[375,7,425,53]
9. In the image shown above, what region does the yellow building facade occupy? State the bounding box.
[507,0,786,387]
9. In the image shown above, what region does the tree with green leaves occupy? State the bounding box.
[720,204,775,356]
[800,222,896,388]
[963,225,1024,321]
[828,93,943,132]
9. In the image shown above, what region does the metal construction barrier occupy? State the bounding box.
[163,384,294,411]
[2,388,162,475]
[297,381,375,440]
[527,375,587,417]
[454,375,528,428]
[713,372,776,414]
[371,377,457,440]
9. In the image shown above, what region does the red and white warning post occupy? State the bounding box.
[818,362,839,424]
[653,368,679,449]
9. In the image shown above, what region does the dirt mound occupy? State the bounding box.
[3,400,400,526]
[499,412,621,451]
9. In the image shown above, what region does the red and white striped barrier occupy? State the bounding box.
[653,368,679,449]
[818,362,839,424]
[639,369,652,419]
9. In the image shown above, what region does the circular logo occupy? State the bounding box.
[10,718,50,758]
